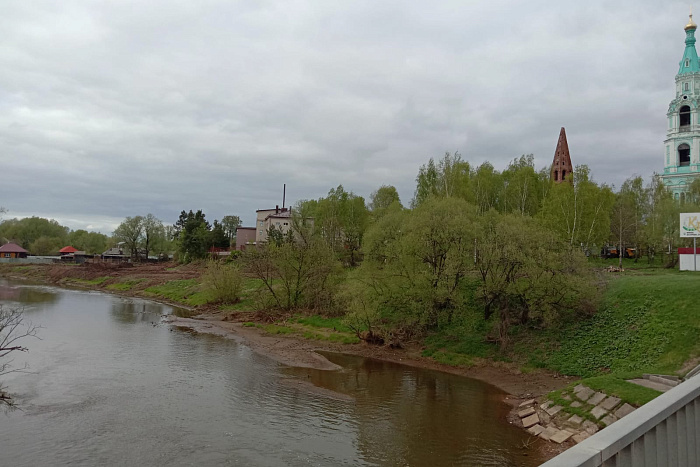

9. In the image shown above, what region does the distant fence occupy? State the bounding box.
[0,257,57,264]
[540,374,700,466]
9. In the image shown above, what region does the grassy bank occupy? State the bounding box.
[422,265,700,405]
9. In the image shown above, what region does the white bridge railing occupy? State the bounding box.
[540,374,700,466]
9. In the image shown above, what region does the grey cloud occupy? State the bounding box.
[0,0,693,232]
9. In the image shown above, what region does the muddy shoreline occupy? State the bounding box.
[166,312,571,397]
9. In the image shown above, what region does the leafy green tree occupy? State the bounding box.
[619,176,649,261]
[174,210,211,262]
[68,230,109,254]
[141,214,165,259]
[412,152,472,207]
[29,236,63,255]
[244,232,340,310]
[113,216,144,260]
[643,176,678,265]
[539,165,614,252]
[0,217,69,249]
[475,213,596,347]
[610,188,640,267]
[500,155,545,216]
[210,220,230,249]
[368,185,402,215]
[315,185,369,266]
[221,215,242,245]
[359,197,479,332]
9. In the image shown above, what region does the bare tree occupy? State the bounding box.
[0,305,39,408]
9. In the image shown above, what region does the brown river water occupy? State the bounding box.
[0,279,544,466]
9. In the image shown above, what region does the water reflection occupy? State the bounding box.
[286,353,536,466]
[0,280,58,307]
[110,299,165,324]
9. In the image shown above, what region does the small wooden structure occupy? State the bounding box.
[0,242,29,259]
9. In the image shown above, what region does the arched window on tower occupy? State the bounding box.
[562,170,567,179]
[554,171,558,181]
[679,143,691,166]
[680,105,691,128]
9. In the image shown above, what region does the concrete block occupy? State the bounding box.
[550,429,574,444]
[649,375,678,387]
[574,386,594,401]
[572,432,590,444]
[591,405,608,419]
[601,414,618,426]
[600,396,621,411]
[539,425,559,441]
[522,413,540,428]
[570,401,582,408]
[587,392,606,406]
[518,407,536,418]
[545,405,563,416]
[567,414,584,425]
[527,424,545,436]
[540,400,553,410]
[582,420,599,435]
[614,403,636,418]
[562,394,571,401]
[518,398,536,407]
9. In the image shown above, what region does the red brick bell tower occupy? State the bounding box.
[551,127,573,183]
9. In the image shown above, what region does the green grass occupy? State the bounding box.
[580,375,662,406]
[107,279,144,291]
[546,273,700,377]
[294,315,353,333]
[70,276,111,286]
[144,279,213,306]
[417,269,700,403]
[242,315,360,344]
[301,330,360,344]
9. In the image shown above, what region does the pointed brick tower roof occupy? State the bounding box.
[551,127,573,183]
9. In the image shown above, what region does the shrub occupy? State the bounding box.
[201,261,243,303]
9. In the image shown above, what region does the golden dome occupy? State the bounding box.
[686,12,698,31]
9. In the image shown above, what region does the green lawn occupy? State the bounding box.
[69,276,111,286]
[107,279,145,291]
[144,279,213,306]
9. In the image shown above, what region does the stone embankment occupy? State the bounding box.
[517,384,637,445]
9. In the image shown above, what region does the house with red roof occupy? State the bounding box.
[59,246,78,255]
[0,242,29,259]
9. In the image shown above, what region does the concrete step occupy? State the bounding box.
[686,364,700,380]
[627,378,675,392]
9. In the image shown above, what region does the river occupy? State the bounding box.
[0,279,544,466]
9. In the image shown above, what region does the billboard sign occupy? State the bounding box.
[680,213,700,237]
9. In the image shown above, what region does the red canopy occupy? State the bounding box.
[0,243,29,253]
[60,246,78,253]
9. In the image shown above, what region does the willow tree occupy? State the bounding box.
[358,197,480,332]
[476,213,596,347]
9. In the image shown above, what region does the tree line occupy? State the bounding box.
[230,152,697,347]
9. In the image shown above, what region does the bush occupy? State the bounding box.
[201,261,243,303]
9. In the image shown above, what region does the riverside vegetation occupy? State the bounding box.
[2,153,700,409]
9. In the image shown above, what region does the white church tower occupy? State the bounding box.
[661,12,700,200]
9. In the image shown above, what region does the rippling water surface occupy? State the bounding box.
[0,279,543,466]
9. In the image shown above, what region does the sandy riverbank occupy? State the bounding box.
[166,311,571,398]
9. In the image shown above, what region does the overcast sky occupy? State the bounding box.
[0,1,693,233]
